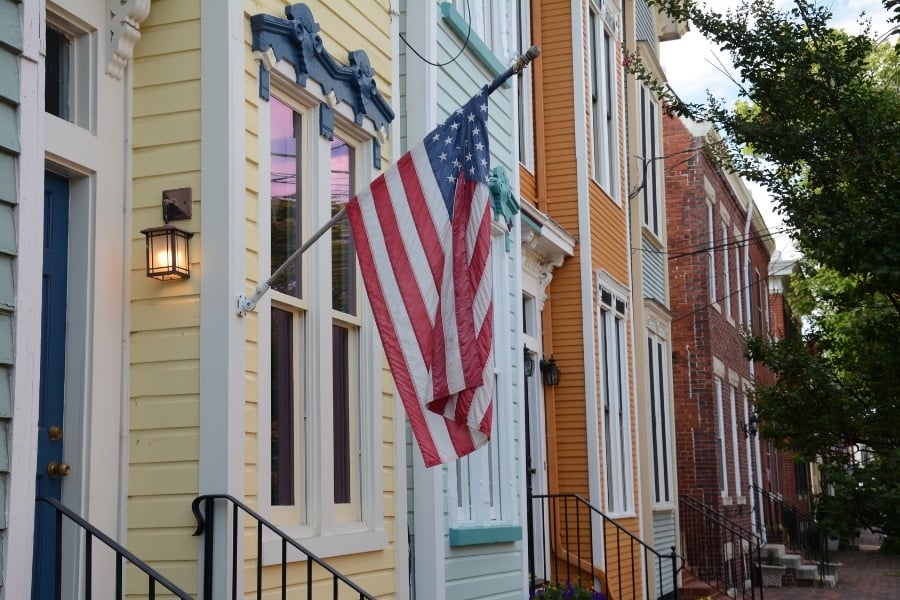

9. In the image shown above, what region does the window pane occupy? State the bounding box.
[271,307,295,505]
[270,98,303,298]
[331,138,356,315]
[333,325,351,504]
[45,25,70,121]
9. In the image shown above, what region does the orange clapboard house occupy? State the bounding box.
[520,1,685,598]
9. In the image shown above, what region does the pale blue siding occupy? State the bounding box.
[0,0,21,588]
[642,234,667,303]
[402,2,525,597]
[635,0,658,51]
[653,510,677,596]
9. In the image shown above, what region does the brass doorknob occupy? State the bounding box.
[47,461,71,478]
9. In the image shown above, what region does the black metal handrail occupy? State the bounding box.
[750,484,828,565]
[679,495,762,600]
[530,493,680,600]
[191,493,375,600]
[35,496,194,599]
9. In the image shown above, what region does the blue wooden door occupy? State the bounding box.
[32,172,70,600]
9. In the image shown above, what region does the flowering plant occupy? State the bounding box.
[530,581,607,600]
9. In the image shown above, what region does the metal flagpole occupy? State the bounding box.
[237,46,542,316]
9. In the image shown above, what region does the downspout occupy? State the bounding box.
[745,196,765,540]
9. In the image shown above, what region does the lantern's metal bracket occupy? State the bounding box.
[162,188,192,222]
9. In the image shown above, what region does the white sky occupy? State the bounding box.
[659,1,895,261]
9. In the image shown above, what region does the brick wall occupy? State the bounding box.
[664,113,775,531]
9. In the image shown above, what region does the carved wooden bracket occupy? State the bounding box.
[106,0,151,80]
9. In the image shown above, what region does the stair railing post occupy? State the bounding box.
[203,496,215,599]
[670,546,679,600]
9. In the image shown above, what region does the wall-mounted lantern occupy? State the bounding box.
[524,347,535,378]
[540,355,561,387]
[140,188,193,280]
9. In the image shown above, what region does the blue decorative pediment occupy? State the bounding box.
[250,3,395,134]
[489,166,521,251]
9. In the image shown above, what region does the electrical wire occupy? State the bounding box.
[399,0,473,68]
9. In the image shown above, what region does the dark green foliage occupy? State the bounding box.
[641,0,900,297]
[635,0,900,544]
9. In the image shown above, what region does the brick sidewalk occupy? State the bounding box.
[759,547,900,599]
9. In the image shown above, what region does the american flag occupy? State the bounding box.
[346,89,494,467]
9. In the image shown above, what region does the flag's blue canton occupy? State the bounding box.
[424,88,491,217]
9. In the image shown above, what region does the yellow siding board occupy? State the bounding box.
[127,495,197,528]
[130,429,199,464]
[132,141,202,178]
[137,20,201,56]
[125,561,197,597]
[130,395,199,430]
[128,463,198,496]
[133,50,202,88]
[131,360,200,397]
[134,81,201,117]
[126,527,199,562]
[133,111,202,148]
[130,329,200,363]
[142,0,199,25]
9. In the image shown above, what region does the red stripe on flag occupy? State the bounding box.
[345,196,444,466]
[367,172,434,369]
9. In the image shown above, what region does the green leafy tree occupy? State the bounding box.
[632,0,900,543]
[745,264,900,541]
[639,0,900,296]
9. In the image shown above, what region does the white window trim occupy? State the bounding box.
[722,222,732,321]
[45,9,96,131]
[733,226,743,326]
[715,378,729,497]
[647,328,673,508]
[598,274,634,517]
[449,232,517,529]
[256,70,386,560]
[517,0,535,170]
[706,200,718,309]
[589,2,620,201]
[730,384,742,497]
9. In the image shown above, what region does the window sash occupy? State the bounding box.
[600,287,631,514]
[267,92,368,530]
[590,5,619,198]
[715,378,728,496]
[707,202,716,303]
[722,224,731,318]
[647,333,671,505]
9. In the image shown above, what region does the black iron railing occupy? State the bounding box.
[679,495,762,600]
[750,484,828,564]
[530,493,680,600]
[34,496,194,599]
[191,494,375,600]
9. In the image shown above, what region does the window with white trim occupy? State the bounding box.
[715,378,728,496]
[263,87,382,544]
[722,223,732,319]
[707,201,716,304]
[734,230,743,325]
[647,329,672,505]
[730,384,742,496]
[600,280,632,514]
[453,234,511,526]
[589,3,619,199]
[639,84,662,231]
[45,12,94,129]
[452,0,507,55]
[517,0,534,169]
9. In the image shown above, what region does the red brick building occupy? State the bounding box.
[663,113,776,533]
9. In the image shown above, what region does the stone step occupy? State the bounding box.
[780,554,802,569]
